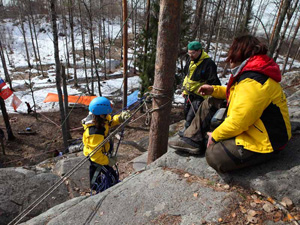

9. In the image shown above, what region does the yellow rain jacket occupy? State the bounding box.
[82,114,121,165]
[182,51,220,96]
[211,55,291,153]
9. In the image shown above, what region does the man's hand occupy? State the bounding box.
[182,92,186,97]
[198,84,214,96]
[207,132,214,148]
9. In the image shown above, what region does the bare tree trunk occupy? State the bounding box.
[143,0,150,71]
[98,18,102,61]
[84,0,102,96]
[201,0,209,38]
[108,21,112,73]
[228,0,237,36]
[78,0,91,94]
[62,5,70,69]
[50,0,69,152]
[289,45,300,70]
[205,0,222,53]
[68,0,78,87]
[19,19,32,68]
[122,0,128,108]
[133,1,137,74]
[240,0,252,34]
[27,15,38,64]
[273,0,299,61]
[61,65,72,139]
[4,48,12,66]
[269,0,284,45]
[147,0,181,164]
[0,97,14,141]
[192,0,204,40]
[268,0,291,58]
[234,0,246,35]
[102,18,107,79]
[252,0,269,36]
[28,6,45,77]
[0,39,13,90]
[214,1,226,63]
[282,15,300,74]
[286,7,300,42]
[27,70,38,119]
[251,0,263,33]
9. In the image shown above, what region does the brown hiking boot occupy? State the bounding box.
[168,137,201,155]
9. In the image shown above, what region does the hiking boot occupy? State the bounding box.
[168,137,202,155]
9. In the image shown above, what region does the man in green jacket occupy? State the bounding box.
[182,41,221,130]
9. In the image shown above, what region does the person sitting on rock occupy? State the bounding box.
[82,97,130,191]
[181,41,221,130]
[169,35,292,173]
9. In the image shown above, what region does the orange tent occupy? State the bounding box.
[43,93,97,106]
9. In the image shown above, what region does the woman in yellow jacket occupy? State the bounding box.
[169,35,291,172]
[82,97,130,190]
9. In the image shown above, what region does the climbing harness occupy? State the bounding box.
[90,163,119,194]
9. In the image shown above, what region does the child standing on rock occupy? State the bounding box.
[82,97,130,192]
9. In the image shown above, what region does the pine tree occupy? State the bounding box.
[136,0,191,95]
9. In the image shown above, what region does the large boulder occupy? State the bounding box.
[0,167,70,225]
[21,167,242,225]
[52,155,90,196]
[149,135,300,206]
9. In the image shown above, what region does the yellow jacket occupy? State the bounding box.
[82,114,120,165]
[211,55,291,153]
[182,51,220,96]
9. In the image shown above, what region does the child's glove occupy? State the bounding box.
[119,110,131,122]
[108,156,118,167]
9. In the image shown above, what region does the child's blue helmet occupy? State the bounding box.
[89,97,112,115]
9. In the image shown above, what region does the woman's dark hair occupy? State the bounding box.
[226,35,268,63]
[93,114,106,129]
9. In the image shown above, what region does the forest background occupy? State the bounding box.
[0,0,299,163]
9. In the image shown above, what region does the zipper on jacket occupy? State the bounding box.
[254,124,263,133]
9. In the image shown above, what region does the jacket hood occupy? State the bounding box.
[240,54,281,82]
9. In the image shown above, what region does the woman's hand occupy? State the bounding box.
[207,132,214,148]
[198,84,214,96]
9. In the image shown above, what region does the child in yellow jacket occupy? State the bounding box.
[82,96,130,190]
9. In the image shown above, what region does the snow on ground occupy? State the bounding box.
[5,75,141,114]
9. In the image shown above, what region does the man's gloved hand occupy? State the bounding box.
[108,156,118,167]
[119,110,131,122]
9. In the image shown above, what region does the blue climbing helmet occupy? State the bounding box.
[89,97,112,115]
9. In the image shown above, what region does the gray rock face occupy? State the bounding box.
[149,135,222,183]
[0,168,69,225]
[150,135,300,206]
[52,155,90,196]
[226,136,300,205]
[21,167,241,225]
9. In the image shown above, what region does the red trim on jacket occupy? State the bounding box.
[226,55,281,102]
